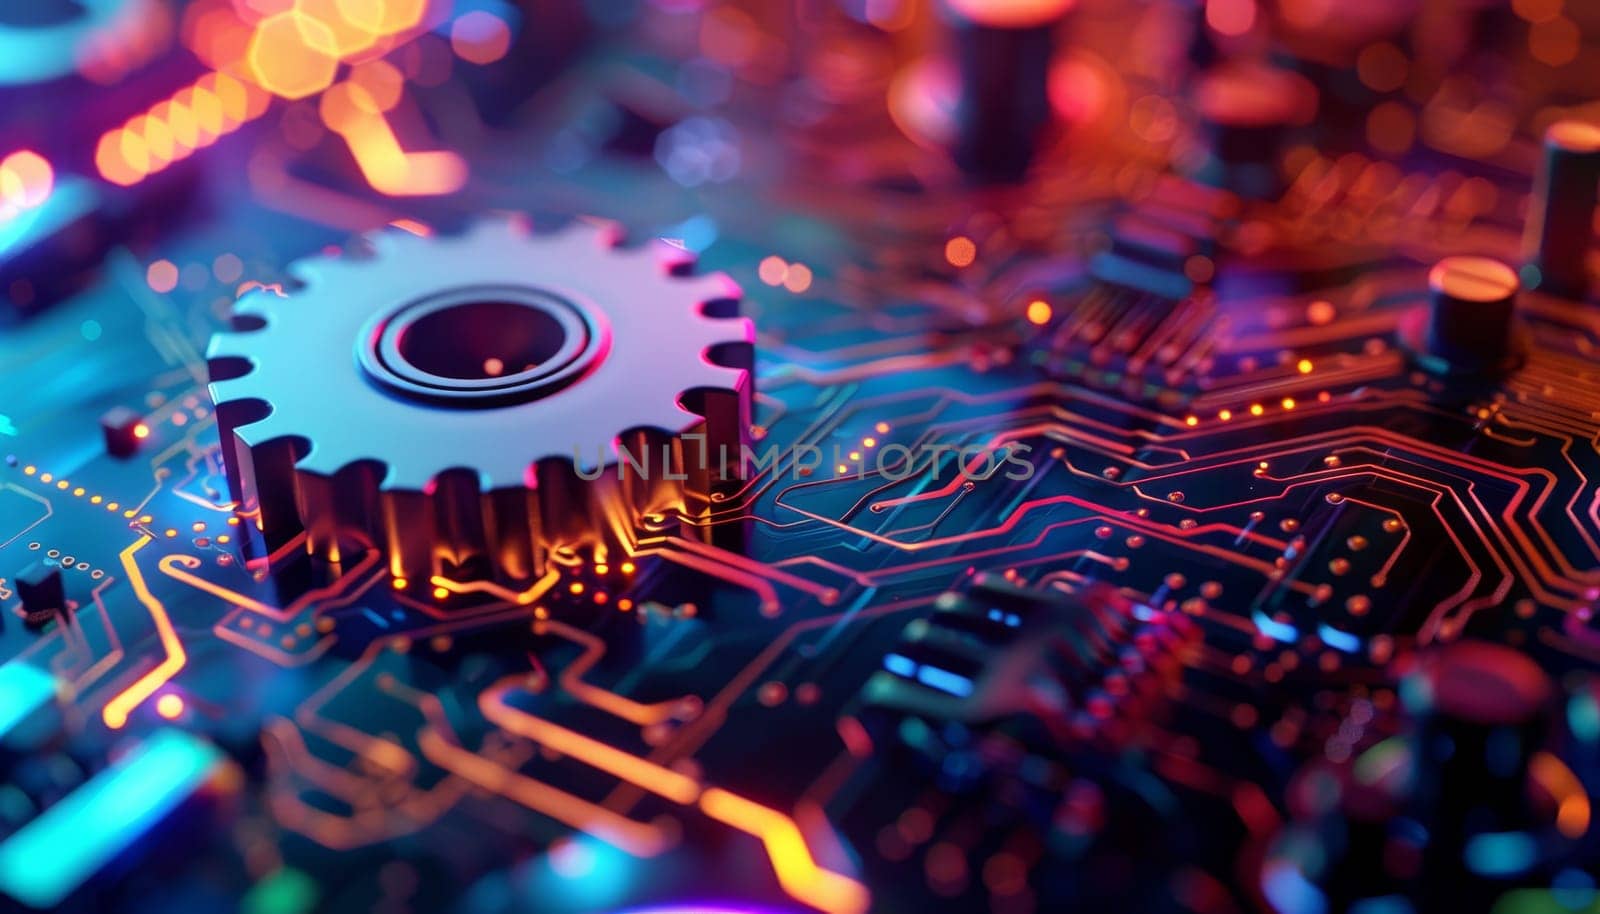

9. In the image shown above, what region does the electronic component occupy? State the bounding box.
[1417,255,1522,375]
[13,562,64,628]
[207,218,753,585]
[98,405,147,458]
[1524,120,1600,299]
[0,2,1598,913]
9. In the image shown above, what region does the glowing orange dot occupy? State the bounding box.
[0,150,53,210]
[863,437,877,447]
[758,256,787,286]
[875,422,890,434]
[569,581,585,595]
[1281,397,1296,410]
[1296,359,1313,374]
[451,11,513,64]
[783,263,813,293]
[1218,409,1233,421]
[1250,403,1265,416]
[432,585,449,599]
[618,598,634,611]
[1184,415,1198,427]
[944,236,977,268]
[155,694,184,719]
[620,562,636,574]
[147,260,179,293]
[133,423,151,439]
[1206,0,1256,36]
[594,564,609,575]
[1026,300,1053,324]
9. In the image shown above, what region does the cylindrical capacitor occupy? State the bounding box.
[1191,62,1318,199]
[942,0,1072,182]
[1523,120,1600,299]
[1402,641,1554,905]
[1423,255,1519,374]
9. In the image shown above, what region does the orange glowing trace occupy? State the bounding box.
[105,0,445,195]
[96,72,271,186]
[945,236,977,267]
[319,81,468,196]
[104,536,188,729]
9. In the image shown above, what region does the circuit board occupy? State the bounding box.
[3,2,1600,913]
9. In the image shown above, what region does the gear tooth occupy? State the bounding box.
[231,287,284,322]
[206,377,256,407]
[231,432,308,550]
[205,331,264,362]
[535,218,605,253]
[688,270,743,307]
[430,468,492,581]
[379,456,441,494]
[657,240,698,276]
[468,214,529,240]
[286,257,336,285]
[296,441,361,477]
[378,486,435,581]
[690,362,753,397]
[476,452,537,492]
[532,456,612,555]
[230,413,288,449]
[363,228,408,258]
[704,314,756,347]
[483,485,542,584]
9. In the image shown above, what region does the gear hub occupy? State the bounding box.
[206,217,753,586]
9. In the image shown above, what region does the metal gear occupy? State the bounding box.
[206,217,754,586]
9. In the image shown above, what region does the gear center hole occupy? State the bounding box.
[396,300,570,380]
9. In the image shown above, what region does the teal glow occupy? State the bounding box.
[0,729,222,908]
[1569,690,1599,743]
[1464,831,1536,878]
[0,178,98,259]
[1253,610,1299,643]
[1317,624,1361,653]
[0,0,129,85]
[0,662,57,740]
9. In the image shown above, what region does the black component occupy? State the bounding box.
[15,562,64,627]
[100,405,145,458]
[1420,255,1521,375]
[1524,120,1600,299]
[1191,62,1317,198]
[944,2,1063,182]
[1404,639,1555,899]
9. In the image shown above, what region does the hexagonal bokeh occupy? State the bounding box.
[246,11,340,100]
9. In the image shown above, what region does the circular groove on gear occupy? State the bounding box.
[359,285,605,406]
